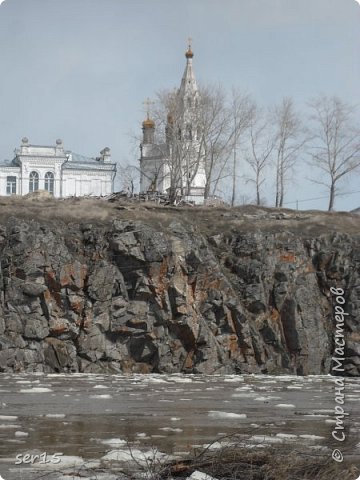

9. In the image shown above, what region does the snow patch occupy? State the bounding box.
[187,471,219,480]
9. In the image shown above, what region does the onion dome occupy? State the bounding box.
[142,117,155,129]
[185,46,194,59]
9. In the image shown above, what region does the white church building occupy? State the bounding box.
[0,138,116,197]
[139,43,206,204]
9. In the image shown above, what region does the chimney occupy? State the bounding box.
[100,147,111,163]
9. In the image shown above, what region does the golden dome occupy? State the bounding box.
[142,117,155,129]
[185,47,194,59]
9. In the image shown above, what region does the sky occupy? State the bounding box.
[0,0,359,210]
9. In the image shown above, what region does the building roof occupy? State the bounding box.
[0,148,116,171]
[0,159,16,167]
[63,162,116,171]
[68,152,99,164]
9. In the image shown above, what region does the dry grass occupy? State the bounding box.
[160,445,360,479]
[0,196,359,239]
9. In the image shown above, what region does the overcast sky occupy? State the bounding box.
[0,0,359,210]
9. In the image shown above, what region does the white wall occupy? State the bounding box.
[0,160,114,197]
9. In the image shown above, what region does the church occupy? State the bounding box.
[0,138,116,197]
[139,43,206,204]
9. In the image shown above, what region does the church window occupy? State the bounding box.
[29,171,39,193]
[187,97,192,108]
[197,126,202,140]
[178,128,182,140]
[6,176,16,195]
[45,172,54,195]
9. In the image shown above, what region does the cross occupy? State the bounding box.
[143,97,155,119]
[187,37,192,49]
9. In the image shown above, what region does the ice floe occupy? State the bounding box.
[249,435,283,444]
[100,438,127,446]
[299,434,325,440]
[31,455,85,469]
[276,433,297,439]
[254,396,281,401]
[89,394,112,399]
[223,376,244,383]
[159,427,183,432]
[0,415,18,421]
[19,387,53,393]
[208,411,246,419]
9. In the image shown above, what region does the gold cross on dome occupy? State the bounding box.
[142,97,155,119]
[187,36,192,49]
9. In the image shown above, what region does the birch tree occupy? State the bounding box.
[244,107,274,205]
[308,95,360,211]
[272,97,305,207]
[229,89,256,207]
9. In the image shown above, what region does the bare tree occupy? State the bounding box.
[244,107,274,205]
[153,89,203,203]
[308,95,360,211]
[153,86,255,204]
[229,89,256,207]
[196,85,230,199]
[118,164,139,196]
[271,97,305,207]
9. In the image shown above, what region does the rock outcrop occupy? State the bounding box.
[0,203,359,376]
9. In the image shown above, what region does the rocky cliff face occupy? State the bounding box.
[0,202,359,376]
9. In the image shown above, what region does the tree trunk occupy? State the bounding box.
[328,182,335,211]
[231,147,236,207]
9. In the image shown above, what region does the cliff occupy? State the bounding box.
[0,197,359,376]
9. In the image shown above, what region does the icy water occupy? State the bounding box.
[0,373,359,479]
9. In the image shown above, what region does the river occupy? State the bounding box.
[0,373,359,479]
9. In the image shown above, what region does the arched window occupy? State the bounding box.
[187,97,192,108]
[29,171,39,193]
[44,172,54,195]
